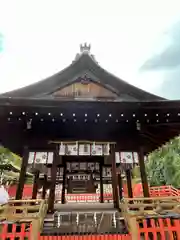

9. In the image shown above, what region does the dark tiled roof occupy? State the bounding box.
[0,51,165,101]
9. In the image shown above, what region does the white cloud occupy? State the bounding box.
[0,0,179,94]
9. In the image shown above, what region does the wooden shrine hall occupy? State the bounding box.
[0,43,180,212]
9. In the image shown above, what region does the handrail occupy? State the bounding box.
[0,199,47,240]
[120,196,180,240]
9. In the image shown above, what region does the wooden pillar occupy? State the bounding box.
[138,147,150,197]
[99,162,104,203]
[42,174,47,199]
[125,168,133,198]
[117,172,123,201]
[32,170,40,199]
[48,147,58,212]
[61,159,66,204]
[111,146,119,208]
[16,146,29,200]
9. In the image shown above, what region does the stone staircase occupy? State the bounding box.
[41,203,128,236]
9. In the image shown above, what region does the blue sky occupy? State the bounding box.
[0,0,180,98]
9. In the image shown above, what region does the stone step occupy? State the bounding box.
[42,209,128,235]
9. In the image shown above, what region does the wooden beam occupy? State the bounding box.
[61,157,66,204]
[48,146,58,212]
[138,146,150,197]
[110,145,119,208]
[99,161,104,203]
[42,174,47,199]
[32,170,40,199]
[125,169,133,198]
[117,172,123,201]
[15,146,28,200]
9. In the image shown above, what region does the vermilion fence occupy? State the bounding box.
[1,219,180,239]
[7,184,180,202]
[137,218,180,239]
[150,185,180,197]
[39,235,131,240]
[56,185,180,202]
[0,224,32,239]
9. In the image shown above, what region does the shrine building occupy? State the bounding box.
[0,43,180,212]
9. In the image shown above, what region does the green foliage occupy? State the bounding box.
[0,146,33,182]
[146,136,180,188]
[0,147,13,164]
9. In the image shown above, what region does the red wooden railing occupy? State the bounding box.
[7,184,180,201]
[0,224,32,239]
[55,185,180,202]
[39,236,131,240]
[150,185,180,197]
[137,218,180,239]
[1,218,180,239]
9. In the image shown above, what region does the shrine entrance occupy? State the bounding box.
[66,159,101,194]
[67,173,96,194]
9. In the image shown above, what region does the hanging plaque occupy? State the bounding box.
[103,143,110,155]
[47,152,54,164]
[66,142,78,155]
[115,152,120,164]
[133,152,139,163]
[95,163,99,171]
[91,143,103,156]
[71,162,79,171]
[79,162,87,170]
[79,144,90,155]
[88,162,95,171]
[67,162,71,171]
[59,143,65,155]
[28,152,34,164]
[106,167,112,177]
[28,152,47,164]
[120,152,133,163]
[60,168,63,176]
[36,152,48,164]
[96,144,103,155]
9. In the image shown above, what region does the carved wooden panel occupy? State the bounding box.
[53,82,117,98]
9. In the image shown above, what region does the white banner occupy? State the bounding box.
[28,152,34,164]
[58,142,110,156]
[133,152,139,163]
[59,143,65,155]
[103,143,110,155]
[47,152,53,164]
[79,144,90,155]
[91,143,103,156]
[120,152,133,163]
[67,142,78,155]
[28,152,53,164]
[115,152,120,163]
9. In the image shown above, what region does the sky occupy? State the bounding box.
[0,0,180,98]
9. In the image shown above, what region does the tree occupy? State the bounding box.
[0,147,12,165]
[146,137,180,188]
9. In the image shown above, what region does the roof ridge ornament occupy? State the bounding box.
[74,43,98,64]
[80,43,91,53]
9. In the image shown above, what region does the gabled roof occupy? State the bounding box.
[1,44,165,101]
